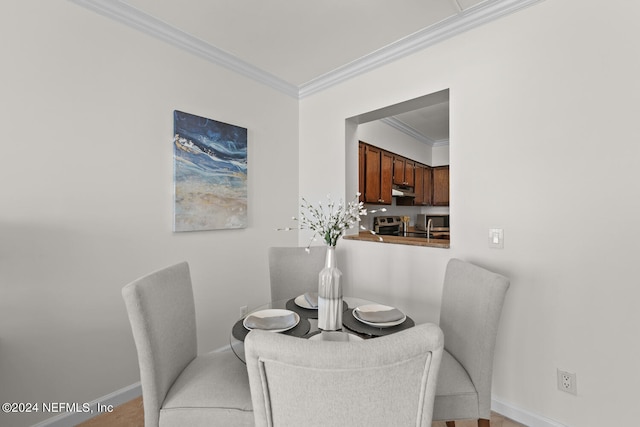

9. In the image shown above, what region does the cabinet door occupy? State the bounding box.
[432,166,449,206]
[414,164,433,206]
[364,145,381,203]
[423,166,433,205]
[393,156,405,185]
[414,165,424,205]
[363,145,392,205]
[404,160,415,187]
[380,151,393,204]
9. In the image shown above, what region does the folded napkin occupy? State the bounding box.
[356,307,405,323]
[245,312,297,330]
[303,292,318,308]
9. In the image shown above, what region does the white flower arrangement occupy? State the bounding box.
[278,193,385,248]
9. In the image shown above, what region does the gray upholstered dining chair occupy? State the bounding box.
[121,262,253,427]
[268,246,326,301]
[433,258,510,427]
[245,322,444,427]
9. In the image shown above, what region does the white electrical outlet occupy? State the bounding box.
[239,305,248,318]
[557,369,577,395]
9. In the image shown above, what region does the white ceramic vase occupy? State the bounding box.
[317,246,343,331]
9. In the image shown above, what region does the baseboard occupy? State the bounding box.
[492,396,568,427]
[32,382,141,427]
[30,364,563,427]
[32,345,230,427]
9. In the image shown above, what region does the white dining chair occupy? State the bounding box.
[268,246,326,301]
[433,258,510,427]
[245,323,444,427]
[121,262,253,427]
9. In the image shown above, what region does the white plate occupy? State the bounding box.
[353,304,406,328]
[243,309,300,333]
[294,294,318,309]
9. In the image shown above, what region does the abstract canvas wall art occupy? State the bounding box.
[173,110,247,231]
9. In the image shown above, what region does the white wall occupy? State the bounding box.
[3,1,640,426]
[432,145,449,167]
[0,1,298,426]
[300,0,640,426]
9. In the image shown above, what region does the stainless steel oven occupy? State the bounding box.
[373,216,402,235]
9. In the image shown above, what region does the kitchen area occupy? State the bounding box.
[345,140,450,249]
[344,91,450,249]
[344,214,449,248]
[373,213,449,241]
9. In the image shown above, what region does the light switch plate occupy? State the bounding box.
[489,228,504,249]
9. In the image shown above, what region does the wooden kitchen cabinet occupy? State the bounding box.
[363,144,393,204]
[414,164,433,206]
[359,141,447,207]
[404,159,415,187]
[432,165,449,206]
[393,156,415,187]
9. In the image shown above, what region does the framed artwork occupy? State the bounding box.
[173,110,247,231]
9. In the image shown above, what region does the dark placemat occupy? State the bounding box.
[232,316,311,342]
[342,308,415,337]
[285,297,348,319]
[304,330,322,339]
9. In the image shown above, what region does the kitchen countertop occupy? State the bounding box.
[343,231,450,248]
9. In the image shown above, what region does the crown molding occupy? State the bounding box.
[433,139,450,148]
[298,0,545,98]
[381,118,449,147]
[69,0,544,100]
[68,0,299,98]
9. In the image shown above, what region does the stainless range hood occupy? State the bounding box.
[392,187,415,198]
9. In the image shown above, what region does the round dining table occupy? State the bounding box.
[230,296,415,363]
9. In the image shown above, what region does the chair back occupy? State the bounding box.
[122,262,197,427]
[439,258,510,418]
[268,246,326,301]
[245,323,444,427]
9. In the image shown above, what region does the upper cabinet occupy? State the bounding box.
[359,141,449,207]
[361,143,393,204]
[432,166,449,206]
[393,156,415,187]
[414,164,433,206]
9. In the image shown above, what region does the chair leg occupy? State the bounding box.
[445,422,456,427]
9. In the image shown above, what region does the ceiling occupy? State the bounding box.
[384,99,450,145]
[120,0,487,87]
[71,0,543,143]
